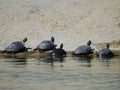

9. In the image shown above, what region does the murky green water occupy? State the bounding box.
[0,56,120,90]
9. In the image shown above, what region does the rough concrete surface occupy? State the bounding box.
[0,0,120,51]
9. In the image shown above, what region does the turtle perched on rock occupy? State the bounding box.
[50,43,66,57]
[34,37,57,52]
[73,40,94,55]
[97,44,113,58]
[4,37,31,54]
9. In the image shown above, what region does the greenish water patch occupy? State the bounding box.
[0,56,120,90]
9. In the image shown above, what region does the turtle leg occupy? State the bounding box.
[39,49,45,53]
[33,48,38,51]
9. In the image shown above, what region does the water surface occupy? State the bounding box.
[0,56,120,90]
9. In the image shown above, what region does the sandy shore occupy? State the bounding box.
[0,0,120,51]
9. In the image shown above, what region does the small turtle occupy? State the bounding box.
[4,37,30,53]
[97,44,113,58]
[34,37,57,51]
[73,40,94,55]
[50,43,66,57]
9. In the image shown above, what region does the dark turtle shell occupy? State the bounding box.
[37,40,56,51]
[97,48,113,58]
[73,45,93,55]
[5,41,26,53]
[49,43,66,57]
[51,48,66,57]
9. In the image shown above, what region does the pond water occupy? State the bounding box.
[0,56,120,90]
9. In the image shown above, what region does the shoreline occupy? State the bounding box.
[0,50,120,59]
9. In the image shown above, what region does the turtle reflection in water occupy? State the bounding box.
[73,56,92,67]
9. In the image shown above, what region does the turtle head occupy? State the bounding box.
[60,43,63,49]
[51,37,55,42]
[87,40,91,46]
[106,44,110,49]
[23,37,28,43]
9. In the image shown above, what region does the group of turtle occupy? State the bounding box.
[2,37,113,58]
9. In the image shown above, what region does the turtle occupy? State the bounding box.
[50,43,66,57]
[73,40,94,55]
[4,37,31,53]
[97,44,113,58]
[34,37,57,52]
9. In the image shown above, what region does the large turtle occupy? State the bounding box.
[4,37,30,53]
[34,37,57,51]
[50,43,66,57]
[73,40,94,55]
[97,44,113,58]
